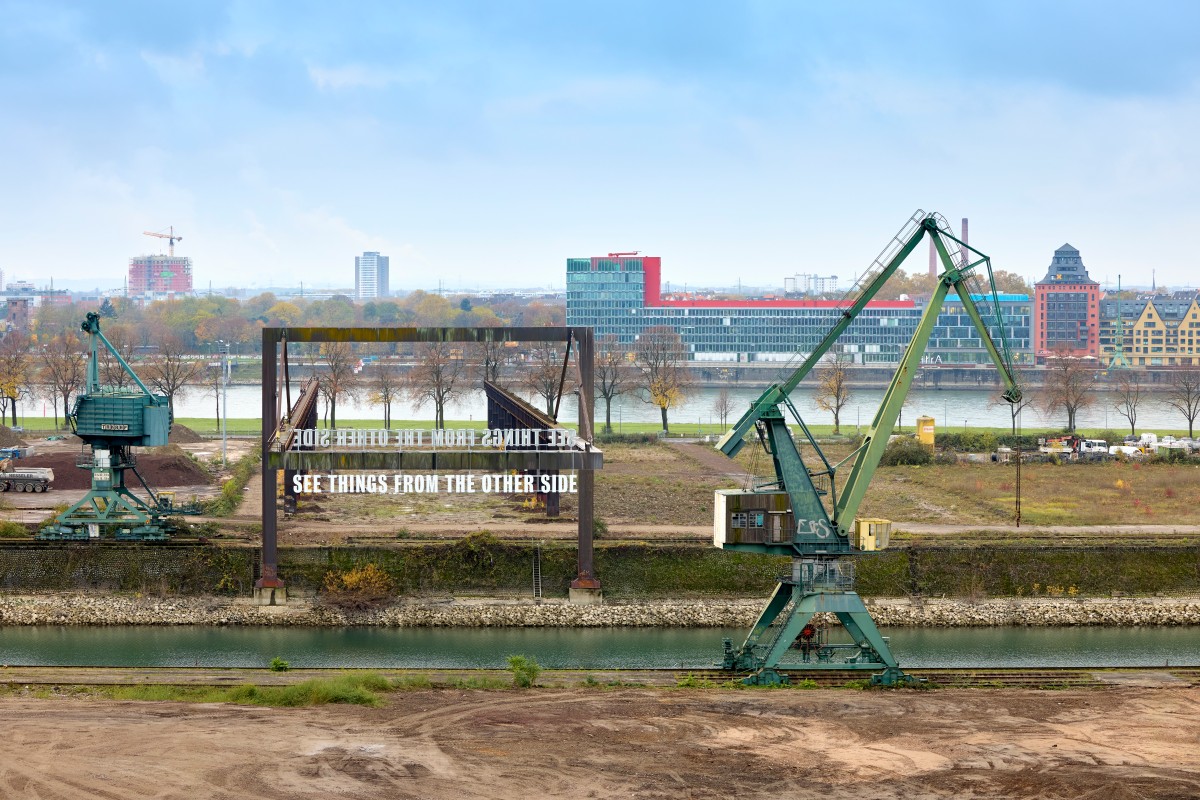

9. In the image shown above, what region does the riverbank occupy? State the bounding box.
[3,593,1200,627]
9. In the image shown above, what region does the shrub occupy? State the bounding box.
[0,521,28,538]
[322,563,396,610]
[593,517,609,537]
[880,438,932,466]
[269,657,290,672]
[507,654,542,688]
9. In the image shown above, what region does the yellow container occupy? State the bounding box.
[916,416,935,448]
[853,518,892,551]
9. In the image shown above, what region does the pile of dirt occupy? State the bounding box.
[18,452,212,491]
[168,424,204,444]
[0,426,29,447]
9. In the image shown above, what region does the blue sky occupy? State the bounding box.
[1,1,1197,292]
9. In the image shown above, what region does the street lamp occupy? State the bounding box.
[217,341,229,468]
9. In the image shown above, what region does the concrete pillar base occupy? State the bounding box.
[569,587,604,605]
[253,586,288,606]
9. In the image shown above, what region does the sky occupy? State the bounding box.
[1,0,1198,293]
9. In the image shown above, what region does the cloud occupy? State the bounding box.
[306,62,426,91]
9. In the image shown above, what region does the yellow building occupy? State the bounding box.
[1121,296,1200,367]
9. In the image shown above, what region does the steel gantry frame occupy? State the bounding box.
[258,326,601,605]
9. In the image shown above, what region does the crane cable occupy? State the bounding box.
[1015,403,1023,528]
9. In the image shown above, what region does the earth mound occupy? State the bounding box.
[168,424,204,444]
[0,426,29,447]
[18,452,212,490]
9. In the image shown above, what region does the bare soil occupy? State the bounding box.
[1,687,1198,799]
[17,451,210,490]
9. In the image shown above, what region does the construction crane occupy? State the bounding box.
[713,210,1022,686]
[143,226,183,256]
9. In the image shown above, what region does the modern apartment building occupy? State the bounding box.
[1100,292,1200,367]
[355,252,390,300]
[566,254,1031,366]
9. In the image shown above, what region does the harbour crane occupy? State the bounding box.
[143,226,183,256]
[713,210,1022,686]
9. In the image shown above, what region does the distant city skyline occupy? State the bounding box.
[1,2,1198,291]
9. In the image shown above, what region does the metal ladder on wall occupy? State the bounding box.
[532,541,543,601]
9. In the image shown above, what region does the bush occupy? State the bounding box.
[0,521,28,538]
[507,654,542,688]
[322,563,396,610]
[269,657,290,672]
[880,438,932,466]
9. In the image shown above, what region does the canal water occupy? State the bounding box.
[1,626,1197,670]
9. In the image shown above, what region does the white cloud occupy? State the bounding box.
[306,63,427,91]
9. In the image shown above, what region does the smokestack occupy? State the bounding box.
[961,218,969,267]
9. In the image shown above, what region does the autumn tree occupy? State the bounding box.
[1040,353,1098,433]
[524,347,574,417]
[40,334,87,428]
[143,333,203,408]
[813,357,853,434]
[712,387,734,429]
[1111,370,1145,437]
[596,335,631,434]
[406,342,466,429]
[0,333,32,426]
[318,342,359,428]
[634,326,692,433]
[1165,367,1200,438]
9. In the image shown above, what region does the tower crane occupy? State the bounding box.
[713,210,1022,686]
[143,226,183,256]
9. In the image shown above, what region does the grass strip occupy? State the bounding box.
[205,447,262,517]
[101,673,394,707]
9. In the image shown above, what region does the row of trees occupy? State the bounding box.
[28,291,565,354]
[1040,359,1200,437]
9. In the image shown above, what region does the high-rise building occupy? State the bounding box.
[128,255,193,300]
[1033,244,1099,363]
[355,252,390,300]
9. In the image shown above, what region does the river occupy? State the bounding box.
[1,625,1197,669]
[17,384,1193,432]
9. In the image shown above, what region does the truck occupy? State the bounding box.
[1037,436,1110,460]
[0,465,53,492]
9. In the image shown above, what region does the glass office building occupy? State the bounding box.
[567,255,1031,365]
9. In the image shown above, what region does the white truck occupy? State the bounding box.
[0,466,54,492]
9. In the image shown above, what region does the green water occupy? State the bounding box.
[1,626,1198,670]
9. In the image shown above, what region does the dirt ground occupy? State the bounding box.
[2,687,1198,799]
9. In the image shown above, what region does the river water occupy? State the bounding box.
[20,384,1192,432]
[1,625,1197,669]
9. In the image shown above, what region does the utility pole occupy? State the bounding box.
[219,341,229,467]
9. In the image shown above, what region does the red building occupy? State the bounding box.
[1033,244,1099,364]
[128,255,193,299]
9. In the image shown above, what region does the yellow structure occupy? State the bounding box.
[915,415,935,448]
[853,518,892,551]
[1101,295,1200,367]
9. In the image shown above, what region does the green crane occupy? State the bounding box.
[38,312,183,541]
[714,211,1022,685]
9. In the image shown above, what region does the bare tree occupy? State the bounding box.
[406,342,466,429]
[202,363,224,431]
[596,334,631,434]
[474,339,506,384]
[318,342,359,428]
[634,326,692,433]
[0,333,31,426]
[712,387,734,429]
[1166,367,1200,438]
[367,358,402,428]
[813,357,853,434]
[1111,370,1144,437]
[99,323,139,391]
[524,347,574,418]
[143,333,203,408]
[988,365,1036,435]
[40,334,87,428]
[1039,353,1098,433]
